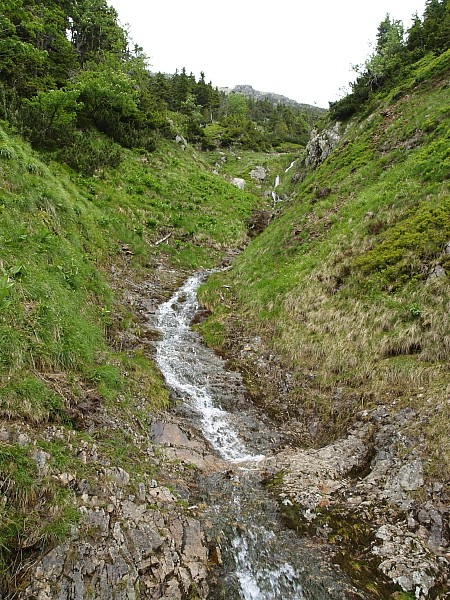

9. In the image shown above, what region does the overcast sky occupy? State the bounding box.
[108,0,426,108]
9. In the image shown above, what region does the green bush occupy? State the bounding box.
[354,199,450,286]
[58,131,122,175]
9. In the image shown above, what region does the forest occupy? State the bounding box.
[2,1,448,170]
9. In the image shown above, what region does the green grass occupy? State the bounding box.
[85,140,261,268]
[0,442,80,579]
[202,148,299,196]
[0,125,263,415]
[0,375,69,423]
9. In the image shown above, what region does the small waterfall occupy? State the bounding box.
[154,273,263,462]
[285,160,296,172]
[272,175,280,204]
[230,490,306,600]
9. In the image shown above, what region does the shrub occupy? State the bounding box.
[58,131,122,175]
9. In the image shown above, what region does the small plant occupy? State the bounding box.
[27,163,41,175]
[86,363,122,401]
[0,274,14,310]
[409,303,421,318]
[0,145,15,159]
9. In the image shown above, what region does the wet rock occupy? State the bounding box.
[265,424,371,519]
[268,406,449,596]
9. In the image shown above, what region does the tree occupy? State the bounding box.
[0,1,55,95]
[329,15,406,120]
[67,0,127,64]
[406,12,426,54]
[151,72,171,106]
[226,93,248,118]
[422,0,450,52]
[21,88,82,147]
[364,15,405,89]
[170,68,195,111]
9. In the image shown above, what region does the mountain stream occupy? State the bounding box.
[150,273,363,600]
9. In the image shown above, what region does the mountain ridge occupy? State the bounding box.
[219,83,327,113]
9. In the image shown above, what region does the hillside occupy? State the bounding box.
[201,49,450,454]
[0,124,274,596]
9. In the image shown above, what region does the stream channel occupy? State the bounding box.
[149,272,365,600]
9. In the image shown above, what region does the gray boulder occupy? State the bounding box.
[231,177,246,190]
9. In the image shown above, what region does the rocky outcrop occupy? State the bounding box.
[304,122,342,170]
[219,84,327,114]
[373,524,444,598]
[266,407,449,599]
[4,416,212,600]
[249,166,267,182]
[21,482,209,600]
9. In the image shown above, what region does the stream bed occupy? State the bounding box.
[150,272,365,600]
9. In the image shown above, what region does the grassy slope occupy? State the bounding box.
[199,51,450,484]
[0,128,261,583]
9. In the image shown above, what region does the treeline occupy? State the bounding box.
[151,68,312,150]
[0,0,313,174]
[329,0,450,120]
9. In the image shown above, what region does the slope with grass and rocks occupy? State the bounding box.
[0,121,278,598]
[197,50,450,598]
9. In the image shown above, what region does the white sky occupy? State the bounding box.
[108,0,426,108]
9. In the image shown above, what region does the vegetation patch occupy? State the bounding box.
[353,196,450,287]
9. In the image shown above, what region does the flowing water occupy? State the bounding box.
[151,273,363,600]
[285,160,297,172]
